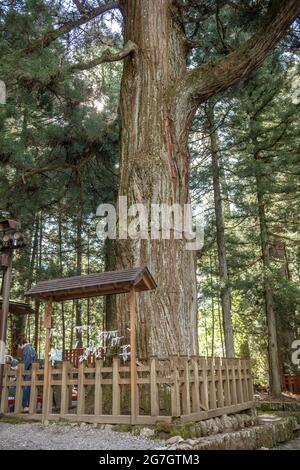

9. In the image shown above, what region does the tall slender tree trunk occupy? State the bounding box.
[207,102,234,357]
[117,0,198,357]
[254,154,281,397]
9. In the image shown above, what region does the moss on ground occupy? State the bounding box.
[0,415,39,425]
[154,420,195,439]
[113,424,132,433]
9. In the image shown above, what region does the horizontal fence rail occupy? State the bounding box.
[1,356,254,425]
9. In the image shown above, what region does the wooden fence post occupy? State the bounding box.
[150,357,159,417]
[77,361,85,416]
[216,357,224,408]
[29,363,39,414]
[182,357,191,415]
[94,359,103,416]
[112,357,120,416]
[191,357,200,413]
[209,357,217,409]
[0,364,9,414]
[199,357,209,410]
[14,363,24,414]
[60,361,70,416]
[241,359,249,402]
[171,358,180,417]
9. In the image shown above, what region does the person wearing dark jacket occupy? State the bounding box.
[16,336,38,412]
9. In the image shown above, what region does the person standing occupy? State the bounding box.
[16,336,37,412]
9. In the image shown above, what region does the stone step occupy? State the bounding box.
[164,415,298,450]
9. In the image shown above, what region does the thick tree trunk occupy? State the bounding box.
[34,213,43,354]
[58,214,66,352]
[117,0,198,357]
[75,213,83,348]
[207,102,234,357]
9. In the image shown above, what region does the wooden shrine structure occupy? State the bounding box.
[0,300,33,317]
[0,267,254,424]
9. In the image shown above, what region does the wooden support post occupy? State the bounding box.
[150,357,159,416]
[42,297,53,422]
[29,363,39,414]
[247,359,254,401]
[112,357,120,416]
[129,288,137,424]
[224,359,231,406]
[230,359,238,405]
[94,359,103,415]
[241,359,249,402]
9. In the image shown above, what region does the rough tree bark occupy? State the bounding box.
[115,0,299,358]
[58,213,66,352]
[207,102,234,357]
[117,0,198,357]
[75,212,83,348]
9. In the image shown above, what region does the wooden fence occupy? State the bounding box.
[0,356,254,425]
[282,374,300,395]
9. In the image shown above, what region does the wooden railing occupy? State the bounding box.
[282,374,300,395]
[0,356,254,424]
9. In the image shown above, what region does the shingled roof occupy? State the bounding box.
[25,267,156,301]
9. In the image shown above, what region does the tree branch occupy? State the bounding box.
[182,0,231,23]
[24,1,120,53]
[69,40,137,72]
[182,0,300,105]
[72,0,87,15]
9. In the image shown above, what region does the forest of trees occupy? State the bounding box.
[0,1,299,396]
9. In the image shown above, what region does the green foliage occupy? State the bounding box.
[191,50,300,382]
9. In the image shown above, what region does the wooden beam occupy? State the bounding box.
[129,288,137,424]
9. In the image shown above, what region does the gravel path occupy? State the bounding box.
[0,422,164,450]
